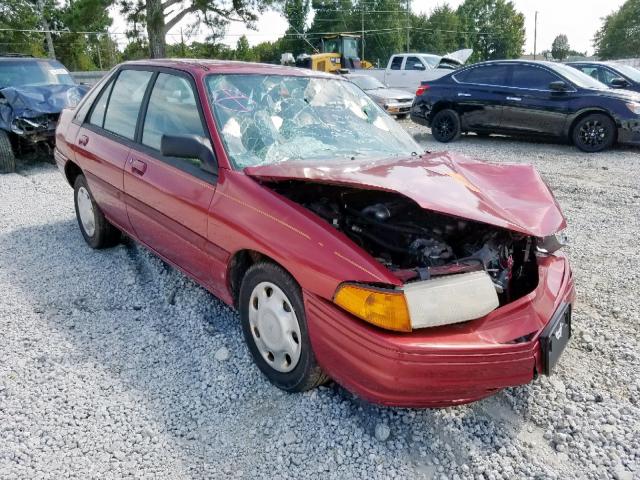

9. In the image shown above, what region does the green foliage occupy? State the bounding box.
[456,0,525,62]
[411,5,461,55]
[594,0,640,60]
[551,34,570,61]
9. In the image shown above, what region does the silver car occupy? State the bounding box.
[345,74,414,118]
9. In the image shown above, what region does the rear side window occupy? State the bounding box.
[88,81,114,128]
[454,65,509,86]
[142,73,205,157]
[509,66,560,90]
[404,56,424,70]
[103,70,153,140]
[390,56,403,70]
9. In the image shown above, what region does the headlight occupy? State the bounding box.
[333,283,411,332]
[537,231,568,254]
[625,102,640,115]
[65,88,83,108]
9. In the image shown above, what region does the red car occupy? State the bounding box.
[54,60,575,407]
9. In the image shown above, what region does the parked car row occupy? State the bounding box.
[410,59,640,152]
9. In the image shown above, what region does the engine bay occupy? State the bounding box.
[269,181,539,304]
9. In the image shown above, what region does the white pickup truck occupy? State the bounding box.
[363,50,473,93]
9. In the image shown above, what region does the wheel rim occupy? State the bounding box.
[435,115,454,139]
[77,186,96,237]
[248,281,302,373]
[578,120,607,147]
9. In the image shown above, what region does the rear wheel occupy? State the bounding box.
[431,109,461,143]
[572,113,616,152]
[239,262,328,392]
[73,175,120,249]
[0,130,16,174]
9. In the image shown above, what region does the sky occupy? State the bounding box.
[112,0,627,55]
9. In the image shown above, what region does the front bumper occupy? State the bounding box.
[384,101,412,115]
[305,254,575,407]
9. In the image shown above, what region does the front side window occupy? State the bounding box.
[142,73,205,156]
[404,56,424,71]
[454,65,509,86]
[102,69,153,140]
[509,66,560,90]
[206,74,419,169]
[600,67,621,85]
[390,56,403,70]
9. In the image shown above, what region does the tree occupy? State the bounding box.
[235,34,256,60]
[282,0,309,55]
[120,0,279,59]
[456,0,525,62]
[594,0,640,60]
[411,5,461,55]
[551,34,570,60]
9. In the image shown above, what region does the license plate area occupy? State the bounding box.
[540,304,572,375]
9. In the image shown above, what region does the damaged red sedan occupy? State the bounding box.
[54,60,575,407]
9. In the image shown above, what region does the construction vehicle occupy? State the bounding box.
[291,34,373,73]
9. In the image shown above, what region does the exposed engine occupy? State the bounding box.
[270,182,539,303]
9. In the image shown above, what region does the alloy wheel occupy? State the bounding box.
[578,120,607,147]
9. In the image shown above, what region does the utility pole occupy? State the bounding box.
[361,3,364,59]
[406,0,410,53]
[37,0,55,59]
[533,11,538,60]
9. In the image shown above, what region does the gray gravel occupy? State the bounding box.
[1,123,639,479]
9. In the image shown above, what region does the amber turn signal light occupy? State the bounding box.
[333,284,412,332]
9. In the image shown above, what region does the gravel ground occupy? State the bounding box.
[1,124,639,480]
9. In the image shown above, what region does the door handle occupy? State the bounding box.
[457,93,471,97]
[78,135,89,146]
[130,158,147,175]
[506,96,522,102]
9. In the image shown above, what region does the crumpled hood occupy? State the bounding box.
[0,84,88,131]
[245,152,566,238]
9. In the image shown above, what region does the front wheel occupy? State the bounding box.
[73,175,121,249]
[572,114,616,152]
[0,130,16,174]
[430,109,461,143]
[239,262,328,392]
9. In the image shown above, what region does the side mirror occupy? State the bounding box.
[549,80,570,92]
[412,63,426,71]
[161,134,218,175]
[610,77,629,88]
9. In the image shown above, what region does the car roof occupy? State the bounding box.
[120,59,341,80]
[566,60,612,66]
[465,59,561,68]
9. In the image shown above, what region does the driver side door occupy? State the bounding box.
[122,70,218,287]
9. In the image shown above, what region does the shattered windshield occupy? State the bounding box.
[206,74,420,169]
[0,60,75,89]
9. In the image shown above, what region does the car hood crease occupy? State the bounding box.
[245,152,566,238]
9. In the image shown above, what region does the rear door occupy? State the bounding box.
[73,69,154,234]
[500,64,572,136]
[384,55,404,88]
[122,70,218,287]
[451,64,510,130]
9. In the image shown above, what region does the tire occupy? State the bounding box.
[239,262,328,392]
[430,109,461,143]
[73,174,120,249]
[572,113,616,152]
[0,130,16,174]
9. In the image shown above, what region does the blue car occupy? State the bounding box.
[567,61,640,93]
[0,55,89,173]
[410,60,640,152]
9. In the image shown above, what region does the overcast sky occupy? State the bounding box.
[113,0,627,55]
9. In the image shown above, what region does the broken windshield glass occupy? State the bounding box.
[205,74,420,169]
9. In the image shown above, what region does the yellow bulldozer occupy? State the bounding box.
[293,34,373,73]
